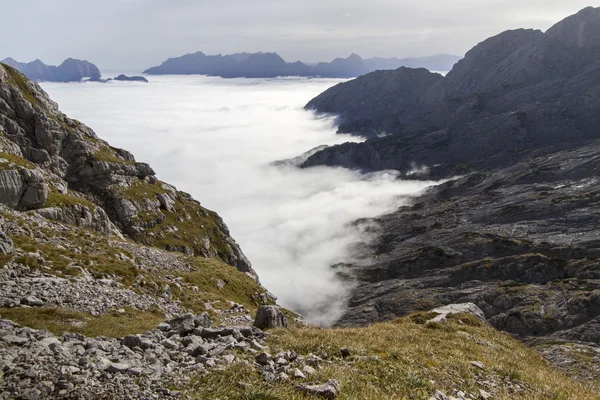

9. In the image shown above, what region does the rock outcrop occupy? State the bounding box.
[0,62,257,279]
[1,57,102,82]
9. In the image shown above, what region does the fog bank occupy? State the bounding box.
[41,76,436,325]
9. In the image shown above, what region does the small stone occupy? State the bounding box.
[222,354,236,364]
[302,365,316,375]
[296,379,340,399]
[21,296,44,307]
[429,391,449,400]
[157,322,171,332]
[470,361,485,370]
[479,389,492,399]
[293,368,306,379]
[255,352,271,365]
[161,339,178,350]
[2,335,29,346]
[106,363,130,374]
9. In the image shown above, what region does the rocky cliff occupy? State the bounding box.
[1,58,102,82]
[305,7,600,146]
[300,6,600,377]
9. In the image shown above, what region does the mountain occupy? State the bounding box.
[144,52,462,78]
[300,6,600,381]
[0,62,597,398]
[110,74,149,83]
[1,57,102,82]
[364,53,461,72]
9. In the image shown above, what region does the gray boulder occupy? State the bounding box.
[254,305,287,330]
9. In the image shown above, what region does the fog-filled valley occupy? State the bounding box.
[41,76,437,325]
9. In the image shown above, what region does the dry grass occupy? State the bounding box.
[0,307,164,337]
[186,316,599,400]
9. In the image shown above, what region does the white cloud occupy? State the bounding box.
[41,76,438,324]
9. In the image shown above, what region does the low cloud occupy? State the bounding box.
[41,76,437,325]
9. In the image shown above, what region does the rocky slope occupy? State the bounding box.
[300,6,600,388]
[1,58,102,83]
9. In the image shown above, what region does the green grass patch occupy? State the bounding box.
[12,233,139,285]
[93,146,134,165]
[1,63,42,107]
[119,179,167,202]
[44,187,96,209]
[0,152,35,170]
[0,307,164,337]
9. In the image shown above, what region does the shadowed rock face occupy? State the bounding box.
[304,7,600,147]
[301,7,600,346]
[1,58,102,82]
[0,63,256,279]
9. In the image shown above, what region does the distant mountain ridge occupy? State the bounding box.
[1,57,102,82]
[143,52,461,78]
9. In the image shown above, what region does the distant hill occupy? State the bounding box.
[144,52,462,78]
[364,54,461,72]
[1,58,102,82]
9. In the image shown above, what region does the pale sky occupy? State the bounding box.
[0,0,595,71]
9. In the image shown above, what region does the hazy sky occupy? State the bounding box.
[0,0,594,71]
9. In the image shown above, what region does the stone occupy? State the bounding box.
[167,314,196,335]
[429,391,449,400]
[296,379,340,399]
[194,312,212,328]
[428,304,488,325]
[21,296,44,307]
[470,361,485,370]
[123,335,142,349]
[302,365,316,375]
[2,335,29,346]
[222,354,235,364]
[293,368,306,379]
[253,305,287,330]
[479,389,492,399]
[106,362,130,374]
[255,352,271,365]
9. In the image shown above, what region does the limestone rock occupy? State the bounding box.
[428,303,488,325]
[296,379,341,399]
[253,305,287,330]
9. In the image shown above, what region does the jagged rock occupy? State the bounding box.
[296,379,341,399]
[167,314,196,335]
[253,305,287,330]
